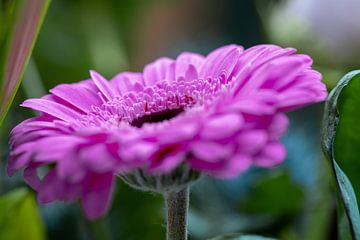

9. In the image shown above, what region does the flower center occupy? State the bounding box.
[130,108,184,128]
[80,76,227,128]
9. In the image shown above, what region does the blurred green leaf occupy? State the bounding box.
[79,0,128,77]
[322,70,360,240]
[0,0,50,126]
[208,233,276,240]
[239,171,303,216]
[0,188,46,240]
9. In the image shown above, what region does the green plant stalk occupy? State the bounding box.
[164,187,189,240]
[0,0,51,126]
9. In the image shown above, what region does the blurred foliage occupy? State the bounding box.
[209,233,276,240]
[0,188,46,240]
[322,71,360,239]
[239,171,303,216]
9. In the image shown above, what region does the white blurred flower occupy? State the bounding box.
[268,0,360,67]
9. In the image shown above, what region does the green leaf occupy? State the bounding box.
[0,0,51,126]
[208,233,276,240]
[0,188,46,240]
[321,70,360,240]
[239,171,304,216]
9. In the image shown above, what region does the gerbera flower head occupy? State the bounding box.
[8,44,327,219]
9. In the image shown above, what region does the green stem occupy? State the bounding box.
[164,187,189,240]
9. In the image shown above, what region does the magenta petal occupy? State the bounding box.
[211,154,252,179]
[57,156,84,183]
[50,83,102,112]
[143,57,174,85]
[150,152,185,174]
[185,65,198,81]
[277,89,327,111]
[24,166,41,190]
[200,113,243,140]
[79,144,117,172]
[81,173,115,220]
[157,120,199,144]
[268,114,289,138]
[38,169,60,203]
[120,142,157,165]
[111,72,144,94]
[191,141,233,162]
[222,98,276,115]
[175,52,204,80]
[212,48,242,80]
[254,142,286,167]
[32,136,81,162]
[238,56,306,95]
[21,98,81,122]
[200,44,243,78]
[90,70,116,100]
[236,130,268,154]
[11,129,60,147]
[232,45,297,95]
[7,152,32,175]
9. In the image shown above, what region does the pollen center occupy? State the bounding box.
[80,76,226,128]
[130,108,184,128]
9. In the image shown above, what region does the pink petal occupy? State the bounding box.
[21,98,81,122]
[156,119,199,144]
[222,98,275,115]
[191,141,234,162]
[37,169,60,203]
[210,154,252,179]
[32,136,82,162]
[150,152,185,174]
[200,44,243,78]
[79,144,117,172]
[11,129,61,147]
[200,113,243,140]
[175,52,204,80]
[236,130,268,154]
[24,165,41,190]
[185,65,198,81]
[268,114,289,138]
[110,72,144,94]
[7,152,32,175]
[57,153,84,183]
[143,57,174,85]
[120,142,157,165]
[238,56,306,95]
[254,142,286,167]
[90,70,116,100]
[50,83,102,112]
[232,45,297,95]
[81,173,115,220]
[212,48,242,80]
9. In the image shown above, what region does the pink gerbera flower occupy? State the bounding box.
[8,44,327,219]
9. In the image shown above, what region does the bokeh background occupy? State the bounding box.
[1,0,360,239]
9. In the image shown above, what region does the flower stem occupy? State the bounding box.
[164,187,189,240]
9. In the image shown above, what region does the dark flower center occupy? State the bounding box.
[130,108,184,128]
